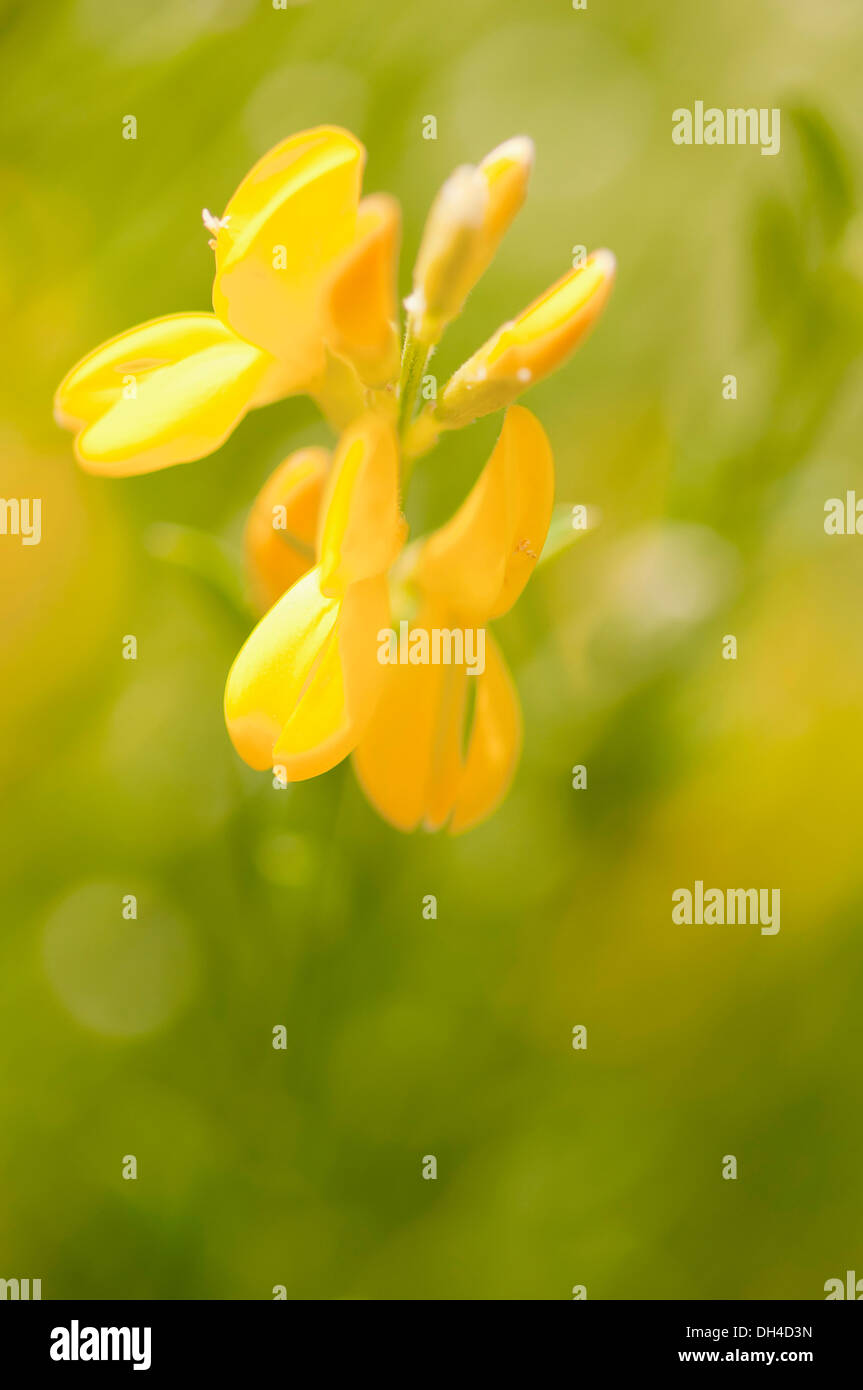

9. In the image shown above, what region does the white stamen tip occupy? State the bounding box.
[202,208,230,235]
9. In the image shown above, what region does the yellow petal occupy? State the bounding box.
[352,603,456,832]
[224,566,389,782]
[249,355,315,409]
[73,338,270,476]
[306,348,369,432]
[413,405,554,621]
[317,414,407,596]
[476,136,534,263]
[352,611,521,833]
[273,575,390,780]
[212,127,364,387]
[438,249,616,424]
[225,566,339,771]
[449,631,522,834]
[54,313,237,430]
[323,193,401,388]
[244,448,329,612]
[423,660,469,832]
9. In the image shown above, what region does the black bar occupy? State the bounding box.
[2,1299,859,1374]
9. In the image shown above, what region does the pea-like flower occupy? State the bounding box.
[225,414,405,781]
[55,125,615,832]
[354,405,553,833]
[54,127,399,475]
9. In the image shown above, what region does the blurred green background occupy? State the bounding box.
[2,0,863,1300]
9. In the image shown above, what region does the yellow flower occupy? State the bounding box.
[353,406,553,833]
[54,127,398,476]
[225,415,404,780]
[58,122,615,833]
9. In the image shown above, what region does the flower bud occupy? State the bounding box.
[472,135,534,278]
[406,136,534,344]
[406,166,488,343]
[436,249,616,426]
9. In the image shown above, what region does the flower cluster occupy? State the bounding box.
[54,126,615,833]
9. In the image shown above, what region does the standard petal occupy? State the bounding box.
[317,414,406,596]
[413,405,554,621]
[244,448,329,612]
[212,127,365,386]
[449,630,522,834]
[323,193,401,388]
[74,339,270,476]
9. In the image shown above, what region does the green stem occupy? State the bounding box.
[397,329,431,442]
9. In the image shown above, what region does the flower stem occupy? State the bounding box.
[397,328,430,443]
